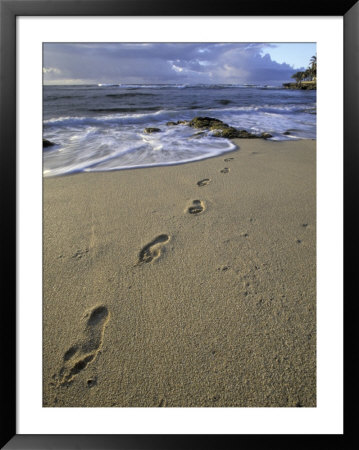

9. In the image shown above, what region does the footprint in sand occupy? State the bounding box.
[138,234,170,264]
[220,168,230,174]
[72,248,89,260]
[197,178,211,187]
[57,305,109,385]
[224,157,234,162]
[187,199,205,215]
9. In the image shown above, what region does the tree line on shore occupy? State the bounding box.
[291,55,317,84]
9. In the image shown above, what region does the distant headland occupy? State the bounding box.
[283,55,316,90]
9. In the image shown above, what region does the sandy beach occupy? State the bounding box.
[43,138,316,407]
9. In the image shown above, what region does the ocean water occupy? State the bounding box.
[43,84,316,177]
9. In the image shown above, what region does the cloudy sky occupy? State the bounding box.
[43,42,316,85]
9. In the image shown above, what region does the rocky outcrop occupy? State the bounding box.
[188,117,270,139]
[282,82,316,90]
[212,128,259,139]
[188,117,226,130]
[144,127,161,133]
[166,116,272,139]
[188,117,255,138]
[259,132,273,139]
[43,138,56,147]
[166,120,189,126]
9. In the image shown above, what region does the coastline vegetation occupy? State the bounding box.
[283,55,316,90]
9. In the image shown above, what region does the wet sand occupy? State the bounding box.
[43,138,316,407]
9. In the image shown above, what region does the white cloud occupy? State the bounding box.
[171,64,183,73]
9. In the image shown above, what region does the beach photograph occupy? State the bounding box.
[42,43,316,408]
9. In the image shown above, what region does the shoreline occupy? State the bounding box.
[43,138,316,407]
[44,137,316,178]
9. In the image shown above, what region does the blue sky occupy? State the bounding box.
[43,43,316,85]
[265,43,316,69]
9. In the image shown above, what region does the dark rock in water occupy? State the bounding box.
[260,132,273,139]
[189,117,245,138]
[43,138,56,147]
[144,127,161,133]
[217,99,231,105]
[189,117,227,129]
[283,131,292,135]
[212,127,250,139]
[189,131,206,139]
[166,120,189,126]
[214,129,272,139]
[214,128,260,139]
[209,123,229,132]
[236,129,260,139]
[188,117,270,139]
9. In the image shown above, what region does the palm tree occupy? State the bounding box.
[309,55,317,80]
[291,71,305,84]
[304,69,312,81]
[286,55,317,88]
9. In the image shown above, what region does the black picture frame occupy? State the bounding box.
[1,1,357,448]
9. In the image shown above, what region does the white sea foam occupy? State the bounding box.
[44,109,178,127]
[43,123,237,177]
